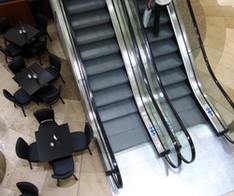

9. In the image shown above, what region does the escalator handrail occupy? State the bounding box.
[186,0,234,109]
[58,0,123,188]
[120,0,182,168]
[132,0,195,163]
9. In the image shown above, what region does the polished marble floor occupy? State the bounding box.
[0,0,234,195]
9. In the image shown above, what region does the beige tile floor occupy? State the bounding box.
[0,0,234,195]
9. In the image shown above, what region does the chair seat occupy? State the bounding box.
[52,156,74,176]
[14,89,32,105]
[28,142,39,162]
[71,132,87,152]
[7,44,23,56]
[35,28,46,39]
[52,170,74,180]
[44,66,59,80]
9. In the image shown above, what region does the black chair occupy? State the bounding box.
[0,44,23,63]
[15,137,39,170]
[3,88,33,117]
[0,16,11,34]
[36,84,65,108]
[26,37,49,65]
[71,122,94,155]
[35,13,52,41]
[8,56,26,75]
[16,181,39,196]
[45,53,65,84]
[33,108,58,131]
[51,155,78,186]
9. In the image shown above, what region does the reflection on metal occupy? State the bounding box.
[167,2,227,135]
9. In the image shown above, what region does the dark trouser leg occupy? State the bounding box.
[153,3,163,35]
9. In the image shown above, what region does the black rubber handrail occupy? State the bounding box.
[120,0,183,168]
[59,0,123,188]
[131,0,196,164]
[186,0,234,109]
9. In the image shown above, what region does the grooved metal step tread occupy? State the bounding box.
[84,53,124,76]
[94,83,133,107]
[98,99,138,122]
[155,53,182,72]
[165,82,191,100]
[70,9,110,30]
[103,113,147,137]
[64,0,106,15]
[160,67,187,86]
[75,23,114,45]
[89,68,128,91]
[150,38,178,57]
[80,38,119,61]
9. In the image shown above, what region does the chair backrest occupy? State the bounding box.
[0,16,11,34]
[33,108,55,124]
[35,13,48,30]
[44,86,62,104]
[84,122,94,145]
[49,53,61,71]
[34,37,47,54]
[2,89,16,103]
[15,137,29,160]
[16,181,39,196]
[8,56,26,75]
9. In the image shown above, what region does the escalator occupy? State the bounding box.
[61,0,152,154]
[51,0,184,191]
[135,0,227,134]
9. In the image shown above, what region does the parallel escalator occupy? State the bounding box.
[134,0,227,135]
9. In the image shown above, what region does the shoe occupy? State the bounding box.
[152,30,159,37]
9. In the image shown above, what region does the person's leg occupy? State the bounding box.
[153,3,163,36]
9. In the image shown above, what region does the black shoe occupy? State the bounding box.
[152,30,159,37]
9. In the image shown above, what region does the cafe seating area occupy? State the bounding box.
[0,18,112,196]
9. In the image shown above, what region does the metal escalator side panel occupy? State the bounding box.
[126,0,196,164]
[167,2,228,136]
[120,0,184,167]
[108,0,170,156]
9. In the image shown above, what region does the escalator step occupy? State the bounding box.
[80,38,119,61]
[150,38,178,57]
[165,82,191,100]
[64,0,106,15]
[89,68,128,91]
[155,53,182,72]
[172,96,198,112]
[93,83,133,107]
[103,113,147,137]
[160,67,187,86]
[75,23,114,45]
[70,9,110,30]
[98,99,138,122]
[147,24,174,41]
[84,53,124,76]
[108,124,150,153]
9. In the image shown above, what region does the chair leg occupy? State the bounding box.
[28,161,33,170]
[38,55,42,65]
[57,179,60,187]
[47,32,53,42]
[60,75,65,84]
[59,96,65,104]
[73,174,78,181]
[20,105,27,117]
[88,147,92,155]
